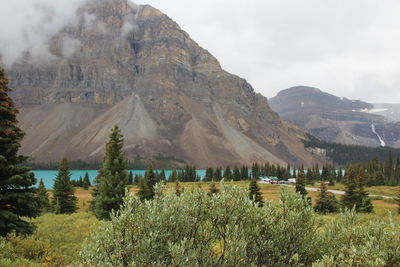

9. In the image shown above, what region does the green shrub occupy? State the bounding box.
[315,211,400,266]
[81,185,321,266]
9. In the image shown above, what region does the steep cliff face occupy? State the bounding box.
[269,86,400,148]
[6,0,323,167]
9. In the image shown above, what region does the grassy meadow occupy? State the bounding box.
[1,181,399,266]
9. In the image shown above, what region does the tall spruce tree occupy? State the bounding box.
[248,179,263,207]
[224,166,233,180]
[83,172,91,190]
[53,158,78,214]
[295,170,308,197]
[0,68,40,236]
[341,165,373,213]
[314,182,338,214]
[91,126,129,220]
[233,166,241,181]
[137,164,157,201]
[36,179,50,213]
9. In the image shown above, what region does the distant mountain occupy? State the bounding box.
[269,86,400,148]
[3,0,324,167]
[371,103,400,122]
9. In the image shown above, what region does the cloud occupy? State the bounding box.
[0,0,86,67]
[134,0,400,103]
[2,0,400,102]
[61,37,82,58]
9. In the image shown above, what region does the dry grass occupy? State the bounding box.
[73,181,399,221]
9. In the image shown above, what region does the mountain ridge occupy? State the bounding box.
[4,0,324,167]
[269,86,400,148]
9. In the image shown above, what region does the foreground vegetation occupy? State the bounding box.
[1,182,398,266]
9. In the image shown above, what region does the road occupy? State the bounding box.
[305,187,393,199]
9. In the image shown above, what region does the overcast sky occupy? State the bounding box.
[2,0,400,103]
[134,0,400,103]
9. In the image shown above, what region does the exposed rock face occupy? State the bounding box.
[6,0,323,167]
[269,86,400,148]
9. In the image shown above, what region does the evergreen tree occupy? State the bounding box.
[145,164,157,199]
[295,170,308,198]
[396,187,400,214]
[341,165,373,213]
[137,164,158,201]
[314,182,338,214]
[169,168,177,182]
[53,158,78,214]
[252,163,260,179]
[208,183,219,196]
[384,150,394,184]
[214,168,222,181]
[233,166,241,181]
[224,166,233,180]
[0,68,40,236]
[241,166,249,180]
[82,172,91,190]
[90,126,129,220]
[205,168,214,182]
[248,179,263,207]
[137,177,149,200]
[394,157,400,185]
[159,169,166,182]
[127,171,134,185]
[36,179,50,213]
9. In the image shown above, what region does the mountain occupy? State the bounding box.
[4,0,324,168]
[269,86,400,148]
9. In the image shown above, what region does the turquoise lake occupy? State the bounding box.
[33,170,207,189]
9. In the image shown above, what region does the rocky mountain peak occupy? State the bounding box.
[5,0,324,167]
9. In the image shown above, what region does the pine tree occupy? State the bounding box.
[205,168,214,182]
[233,166,241,181]
[137,177,149,200]
[83,172,91,190]
[0,68,40,236]
[394,157,400,186]
[314,182,338,214]
[295,170,308,198]
[341,165,373,213]
[53,158,78,214]
[145,164,157,199]
[36,179,50,213]
[159,169,166,182]
[169,168,178,182]
[224,166,233,180]
[128,171,134,185]
[384,150,394,185]
[248,179,263,207]
[137,164,158,201]
[90,126,129,220]
[208,183,219,196]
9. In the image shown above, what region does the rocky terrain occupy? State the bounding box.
[269,86,400,148]
[4,0,324,168]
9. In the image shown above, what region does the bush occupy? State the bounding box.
[82,184,400,266]
[315,211,400,266]
[81,185,321,266]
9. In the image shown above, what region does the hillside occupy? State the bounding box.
[269,86,400,148]
[3,0,324,168]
